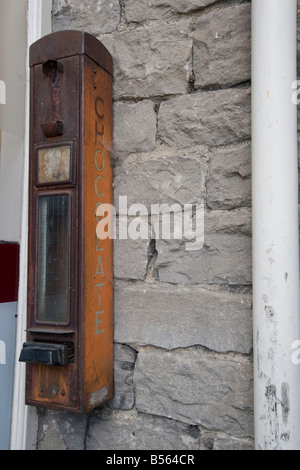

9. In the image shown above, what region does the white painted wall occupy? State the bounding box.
[0,302,17,450]
[0,0,27,242]
[0,131,24,241]
[0,0,26,138]
[10,0,52,451]
[0,0,52,450]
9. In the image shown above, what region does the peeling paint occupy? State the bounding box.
[281,382,290,427]
[280,432,290,442]
[262,382,292,448]
[264,305,275,320]
[265,383,279,446]
[262,294,269,303]
[265,384,277,414]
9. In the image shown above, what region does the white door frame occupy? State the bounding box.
[10,0,52,450]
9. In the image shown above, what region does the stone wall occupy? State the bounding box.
[37,0,254,450]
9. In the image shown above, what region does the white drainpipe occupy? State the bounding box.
[252,0,300,449]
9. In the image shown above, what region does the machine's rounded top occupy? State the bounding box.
[30,30,113,76]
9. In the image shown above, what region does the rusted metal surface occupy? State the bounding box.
[32,55,79,146]
[82,55,114,410]
[29,30,113,76]
[24,31,114,412]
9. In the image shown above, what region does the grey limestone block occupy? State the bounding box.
[124,0,223,23]
[100,19,192,100]
[114,280,252,354]
[86,408,201,450]
[206,144,251,209]
[113,101,157,157]
[193,3,251,88]
[114,234,150,281]
[134,346,254,438]
[158,88,251,149]
[38,410,88,450]
[213,434,254,450]
[155,207,252,286]
[114,153,206,211]
[52,0,121,34]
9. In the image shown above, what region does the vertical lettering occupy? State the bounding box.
[94,283,105,307]
[95,97,104,144]
[95,310,104,335]
[95,96,104,119]
[95,175,104,198]
[95,255,104,278]
[94,92,106,335]
[95,121,104,144]
[95,149,105,172]
[96,233,104,252]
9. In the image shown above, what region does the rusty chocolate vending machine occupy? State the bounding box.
[19,31,114,412]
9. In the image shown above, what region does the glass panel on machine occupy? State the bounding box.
[37,145,71,184]
[37,194,70,323]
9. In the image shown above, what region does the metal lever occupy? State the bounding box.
[41,59,64,136]
[19,342,68,366]
[40,120,63,137]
